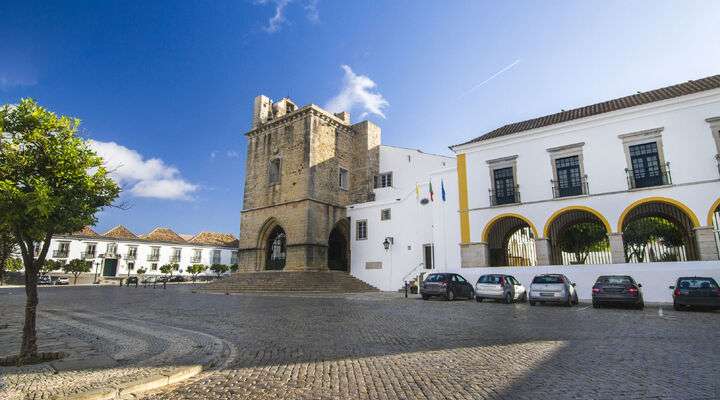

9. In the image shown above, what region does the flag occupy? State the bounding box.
[428,181,434,202]
[441,179,446,202]
[415,183,420,200]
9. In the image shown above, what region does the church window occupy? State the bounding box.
[269,159,281,184]
[339,167,349,190]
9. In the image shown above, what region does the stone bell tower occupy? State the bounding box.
[237,95,380,272]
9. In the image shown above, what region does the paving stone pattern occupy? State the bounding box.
[1,285,719,400]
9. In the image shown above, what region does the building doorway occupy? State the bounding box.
[328,219,350,272]
[102,259,118,277]
[265,226,287,270]
[423,244,434,269]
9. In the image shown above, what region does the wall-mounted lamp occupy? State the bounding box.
[382,237,394,250]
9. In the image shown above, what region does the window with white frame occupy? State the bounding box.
[619,128,669,189]
[171,247,181,263]
[547,143,586,198]
[487,156,518,206]
[230,251,238,265]
[212,249,221,264]
[373,172,393,188]
[191,249,202,263]
[339,167,349,190]
[380,208,391,221]
[356,220,368,240]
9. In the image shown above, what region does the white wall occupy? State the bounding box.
[450,262,720,304]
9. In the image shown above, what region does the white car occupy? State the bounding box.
[475,274,527,303]
[52,276,70,285]
[529,274,578,306]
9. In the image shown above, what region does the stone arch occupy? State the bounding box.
[483,213,538,267]
[708,197,720,227]
[327,218,350,272]
[619,197,699,262]
[257,217,288,270]
[544,206,612,265]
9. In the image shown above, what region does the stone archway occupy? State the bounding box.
[265,226,287,270]
[327,219,349,272]
[545,207,612,265]
[483,214,538,267]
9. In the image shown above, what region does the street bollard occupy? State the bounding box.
[404,281,408,298]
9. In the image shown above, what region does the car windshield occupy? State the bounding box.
[425,274,449,282]
[678,278,718,289]
[477,275,502,284]
[532,275,563,284]
[598,276,633,285]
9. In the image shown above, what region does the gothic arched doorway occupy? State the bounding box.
[327,221,349,272]
[265,226,287,270]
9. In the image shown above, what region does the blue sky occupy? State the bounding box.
[2,0,719,236]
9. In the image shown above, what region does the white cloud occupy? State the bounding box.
[226,150,240,158]
[305,0,320,23]
[325,65,389,119]
[88,140,198,201]
[257,0,319,33]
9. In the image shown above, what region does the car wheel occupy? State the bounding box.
[475,296,483,303]
[446,289,455,301]
[592,300,599,308]
[637,302,644,310]
[572,294,579,305]
[421,294,429,300]
[565,295,573,307]
[503,292,512,304]
[529,301,536,306]
[673,301,683,311]
[520,292,527,303]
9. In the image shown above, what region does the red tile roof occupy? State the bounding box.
[141,227,187,244]
[72,226,101,237]
[453,74,720,147]
[103,225,138,240]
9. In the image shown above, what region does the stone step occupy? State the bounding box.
[202,271,379,293]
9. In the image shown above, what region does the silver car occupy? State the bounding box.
[529,274,578,306]
[475,274,527,303]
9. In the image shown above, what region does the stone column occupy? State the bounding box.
[535,239,552,266]
[460,242,489,268]
[608,233,626,264]
[694,226,720,261]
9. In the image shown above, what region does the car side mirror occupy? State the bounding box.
[669,285,675,290]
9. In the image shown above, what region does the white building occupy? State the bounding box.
[40,226,238,280]
[346,74,720,302]
[347,145,454,291]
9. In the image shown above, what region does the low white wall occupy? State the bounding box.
[451,261,720,303]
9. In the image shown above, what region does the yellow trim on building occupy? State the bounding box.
[543,205,613,237]
[482,213,540,242]
[708,197,720,226]
[617,196,701,231]
[457,154,471,244]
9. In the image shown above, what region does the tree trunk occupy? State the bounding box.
[20,261,39,360]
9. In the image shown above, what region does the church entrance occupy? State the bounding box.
[265,226,287,270]
[327,221,349,272]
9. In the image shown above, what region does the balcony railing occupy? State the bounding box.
[124,253,137,261]
[626,162,671,189]
[147,254,160,262]
[103,252,118,259]
[169,256,181,263]
[81,252,96,260]
[53,250,69,258]
[190,257,202,263]
[551,177,589,198]
[489,186,520,206]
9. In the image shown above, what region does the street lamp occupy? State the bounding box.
[382,237,394,250]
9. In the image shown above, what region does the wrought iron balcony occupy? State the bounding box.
[103,252,119,259]
[81,252,96,260]
[489,186,520,206]
[169,256,181,263]
[147,254,160,262]
[190,256,202,263]
[124,253,137,261]
[53,250,69,258]
[551,176,589,198]
[625,162,671,189]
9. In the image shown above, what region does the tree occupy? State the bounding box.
[623,216,685,262]
[40,259,63,276]
[0,225,18,285]
[136,267,147,276]
[159,263,179,278]
[556,222,609,264]
[2,258,23,285]
[210,263,229,278]
[62,259,92,284]
[187,264,207,282]
[0,99,119,363]
[229,264,239,273]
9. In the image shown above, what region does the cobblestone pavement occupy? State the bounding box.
[1,285,719,400]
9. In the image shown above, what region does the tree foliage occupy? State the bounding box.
[187,264,207,281]
[159,263,179,277]
[0,225,18,285]
[623,216,685,262]
[556,222,609,264]
[136,268,147,275]
[40,259,63,275]
[0,99,120,362]
[210,263,229,277]
[62,259,92,284]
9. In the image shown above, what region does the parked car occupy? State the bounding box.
[168,276,185,282]
[420,273,474,301]
[475,274,526,303]
[38,275,52,285]
[529,274,578,306]
[52,276,70,286]
[126,276,139,285]
[592,275,643,309]
[141,276,157,284]
[670,277,720,311]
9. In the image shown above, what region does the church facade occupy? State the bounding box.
[237,96,380,272]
